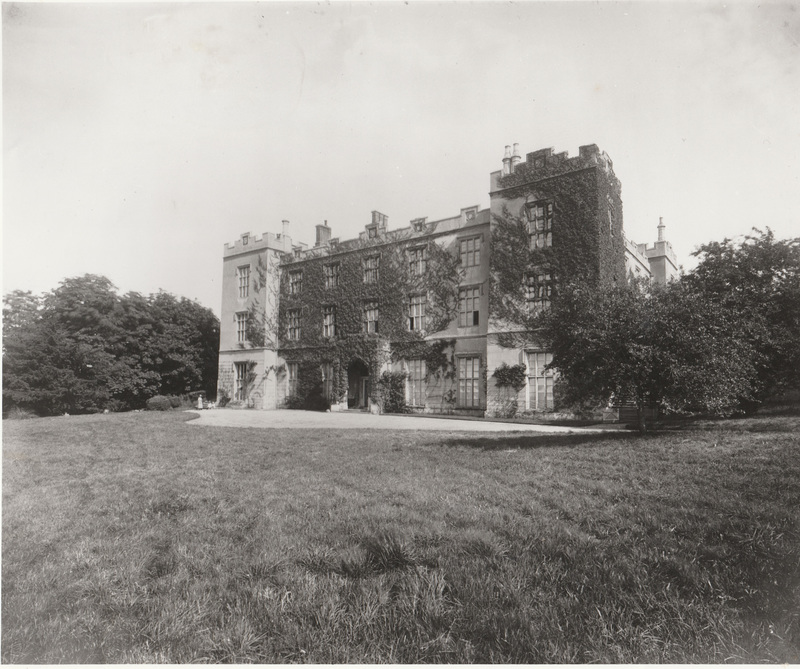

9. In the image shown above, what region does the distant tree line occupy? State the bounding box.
[3,274,219,417]
[538,228,800,430]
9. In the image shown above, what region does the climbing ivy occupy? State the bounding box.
[277,233,464,407]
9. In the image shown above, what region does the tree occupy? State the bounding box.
[538,281,758,431]
[684,228,800,409]
[3,275,220,416]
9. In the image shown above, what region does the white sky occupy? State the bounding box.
[4,1,800,316]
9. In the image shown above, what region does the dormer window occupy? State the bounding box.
[368,226,378,239]
[242,234,249,246]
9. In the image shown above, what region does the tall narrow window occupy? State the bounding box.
[322,306,336,338]
[527,352,554,410]
[237,265,250,298]
[363,302,379,334]
[324,263,340,289]
[526,201,553,249]
[459,237,481,267]
[234,361,248,401]
[236,312,248,343]
[458,286,480,327]
[458,356,480,408]
[287,362,298,397]
[287,309,301,341]
[408,294,427,332]
[407,358,426,406]
[363,255,380,283]
[408,246,427,276]
[321,363,334,401]
[288,270,303,295]
[525,272,552,313]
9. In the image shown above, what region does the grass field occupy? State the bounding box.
[3,408,799,663]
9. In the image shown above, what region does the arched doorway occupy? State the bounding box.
[347,358,370,409]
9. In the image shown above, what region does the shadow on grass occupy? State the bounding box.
[439,430,644,452]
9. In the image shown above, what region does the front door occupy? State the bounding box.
[360,377,370,408]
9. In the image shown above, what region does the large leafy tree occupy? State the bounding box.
[684,228,800,409]
[3,275,219,416]
[538,281,758,431]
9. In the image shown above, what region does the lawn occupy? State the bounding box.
[2,409,799,663]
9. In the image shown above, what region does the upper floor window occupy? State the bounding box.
[287,309,301,341]
[363,302,379,334]
[459,236,481,267]
[527,201,553,249]
[408,246,427,276]
[408,294,427,332]
[322,305,336,338]
[363,255,380,284]
[288,270,302,295]
[236,312,248,343]
[237,265,250,298]
[458,286,480,327]
[324,263,340,289]
[526,272,552,313]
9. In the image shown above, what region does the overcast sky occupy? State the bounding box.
[4,1,799,316]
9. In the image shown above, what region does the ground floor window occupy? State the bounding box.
[234,361,249,401]
[287,362,298,397]
[526,352,554,410]
[458,356,481,408]
[321,363,334,401]
[406,358,426,406]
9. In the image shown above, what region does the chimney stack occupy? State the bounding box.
[657,217,665,242]
[511,143,521,172]
[315,220,332,247]
[502,145,512,176]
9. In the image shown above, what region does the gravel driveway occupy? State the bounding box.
[187,409,621,433]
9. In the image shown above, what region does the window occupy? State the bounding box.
[459,236,481,267]
[368,226,378,239]
[288,270,302,295]
[287,309,301,341]
[458,286,480,327]
[527,352,554,410]
[408,294,427,332]
[321,363,334,401]
[236,312,248,343]
[525,272,552,312]
[322,305,336,338]
[526,201,553,249]
[458,356,480,408]
[408,246,427,276]
[287,362,298,397]
[242,234,249,246]
[364,302,379,334]
[237,265,250,298]
[324,263,340,289]
[407,358,426,406]
[363,255,379,283]
[234,361,249,401]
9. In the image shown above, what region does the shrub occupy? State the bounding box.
[375,371,409,414]
[168,395,182,408]
[145,395,172,411]
[216,388,230,408]
[3,406,38,420]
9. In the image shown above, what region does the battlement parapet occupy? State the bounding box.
[224,231,294,257]
[638,239,678,264]
[492,143,618,192]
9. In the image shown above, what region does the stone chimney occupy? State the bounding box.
[511,143,521,172]
[315,220,332,247]
[657,217,665,242]
[502,145,512,176]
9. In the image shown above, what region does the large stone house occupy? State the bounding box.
[217,143,678,416]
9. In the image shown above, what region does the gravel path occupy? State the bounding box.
[187,409,622,433]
